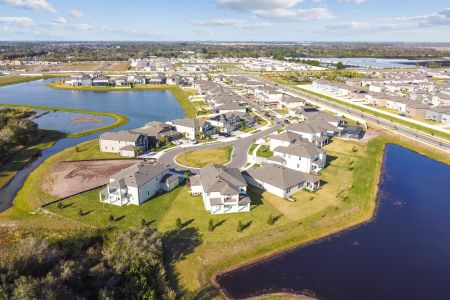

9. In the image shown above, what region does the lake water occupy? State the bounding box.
[217,144,450,300]
[33,110,116,134]
[0,79,184,211]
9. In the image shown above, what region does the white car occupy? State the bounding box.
[172,140,182,145]
[187,139,198,144]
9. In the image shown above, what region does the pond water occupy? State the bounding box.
[0,79,184,211]
[33,110,116,134]
[217,144,450,300]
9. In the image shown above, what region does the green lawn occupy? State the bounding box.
[4,127,450,297]
[248,143,258,154]
[0,104,128,138]
[0,130,65,188]
[0,75,63,87]
[256,145,274,158]
[175,146,233,168]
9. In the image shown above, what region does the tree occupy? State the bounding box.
[78,209,83,216]
[57,202,63,209]
[336,61,345,70]
[183,171,190,183]
[109,214,115,223]
[176,218,183,230]
[141,218,147,227]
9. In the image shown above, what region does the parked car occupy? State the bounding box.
[172,140,182,145]
[188,139,198,144]
[283,119,290,124]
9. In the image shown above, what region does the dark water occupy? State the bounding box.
[217,144,450,300]
[0,79,184,211]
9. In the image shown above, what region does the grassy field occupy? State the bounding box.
[0,75,62,87]
[42,134,384,295]
[47,82,198,119]
[175,146,233,168]
[3,127,450,297]
[256,145,274,158]
[0,103,128,138]
[103,62,129,71]
[13,139,120,212]
[248,143,258,154]
[295,86,450,141]
[0,130,65,189]
[62,62,102,71]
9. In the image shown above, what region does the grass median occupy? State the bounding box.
[175,146,233,168]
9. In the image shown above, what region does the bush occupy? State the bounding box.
[176,218,182,230]
[109,214,115,223]
[237,220,244,233]
[57,202,63,209]
[267,214,275,225]
[78,209,83,216]
[208,219,214,232]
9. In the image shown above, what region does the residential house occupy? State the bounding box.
[269,131,304,151]
[190,164,251,214]
[99,163,179,206]
[286,120,337,147]
[405,102,429,118]
[425,107,450,124]
[100,130,148,157]
[270,140,326,174]
[244,164,320,198]
[339,125,365,140]
[169,118,216,140]
[280,96,306,109]
[92,76,110,87]
[432,93,450,107]
[208,113,241,135]
[133,121,182,147]
[215,103,247,114]
[365,92,388,107]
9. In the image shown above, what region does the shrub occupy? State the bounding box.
[78,209,83,216]
[237,220,244,233]
[57,202,63,209]
[267,214,275,225]
[176,218,182,230]
[208,219,214,232]
[109,214,115,223]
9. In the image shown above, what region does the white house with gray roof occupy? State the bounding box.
[190,164,251,214]
[99,162,180,206]
[100,130,148,157]
[244,164,320,198]
[271,140,326,174]
[168,118,216,140]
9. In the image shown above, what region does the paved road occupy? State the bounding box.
[251,75,450,154]
[158,122,280,172]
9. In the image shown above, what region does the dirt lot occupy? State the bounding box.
[46,160,137,198]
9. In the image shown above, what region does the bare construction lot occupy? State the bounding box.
[45,160,137,198]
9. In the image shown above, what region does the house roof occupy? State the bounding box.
[100,130,143,142]
[287,120,335,134]
[110,162,169,188]
[274,140,323,158]
[270,131,303,143]
[172,118,207,129]
[245,164,319,190]
[199,164,246,194]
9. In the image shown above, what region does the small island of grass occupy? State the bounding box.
[175,146,233,168]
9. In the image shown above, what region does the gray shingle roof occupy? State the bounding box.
[199,164,246,193]
[100,130,142,142]
[274,140,323,158]
[246,164,319,190]
[110,162,168,188]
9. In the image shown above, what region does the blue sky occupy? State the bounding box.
[0,0,449,41]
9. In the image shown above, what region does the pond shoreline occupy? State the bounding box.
[213,140,450,299]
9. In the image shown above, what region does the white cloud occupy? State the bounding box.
[336,0,366,4]
[216,0,334,21]
[0,16,33,26]
[69,9,85,18]
[327,8,450,32]
[0,0,56,13]
[73,23,91,30]
[54,16,67,25]
[191,18,271,29]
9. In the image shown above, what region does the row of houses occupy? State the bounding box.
[65,73,175,87]
[312,79,450,124]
